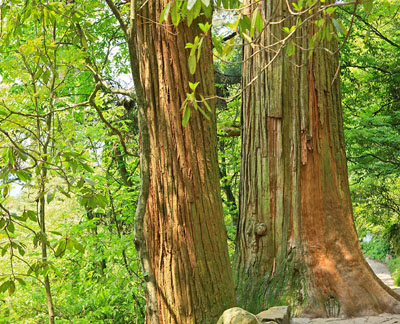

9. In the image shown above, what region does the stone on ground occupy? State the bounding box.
[257,306,291,324]
[217,307,262,324]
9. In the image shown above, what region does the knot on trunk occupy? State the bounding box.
[255,222,267,236]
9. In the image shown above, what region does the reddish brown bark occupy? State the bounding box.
[135,2,236,323]
[235,0,400,317]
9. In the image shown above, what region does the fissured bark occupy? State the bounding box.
[235,0,400,317]
[136,2,236,323]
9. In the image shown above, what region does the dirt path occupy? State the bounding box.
[291,258,400,324]
[367,258,400,296]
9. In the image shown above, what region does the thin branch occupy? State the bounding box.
[88,84,134,157]
[86,65,133,97]
[105,0,128,36]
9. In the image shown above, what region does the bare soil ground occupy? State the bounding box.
[291,259,400,324]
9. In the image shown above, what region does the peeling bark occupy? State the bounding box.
[235,0,400,317]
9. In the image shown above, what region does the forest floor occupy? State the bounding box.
[291,259,400,324]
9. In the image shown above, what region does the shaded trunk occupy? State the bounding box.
[235,0,400,317]
[135,3,236,323]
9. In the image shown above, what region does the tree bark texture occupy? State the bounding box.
[235,0,400,317]
[135,3,236,323]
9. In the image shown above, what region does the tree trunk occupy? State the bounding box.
[235,0,400,317]
[135,3,236,323]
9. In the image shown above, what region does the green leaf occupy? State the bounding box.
[8,281,15,296]
[332,18,347,35]
[49,230,63,236]
[193,101,210,121]
[16,170,31,182]
[171,3,180,26]
[47,188,56,204]
[26,210,37,222]
[71,238,85,253]
[0,280,10,293]
[1,243,9,256]
[188,54,196,75]
[16,278,26,286]
[182,104,191,127]
[81,162,93,173]
[55,239,66,257]
[362,0,373,15]
[200,95,212,112]
[7,221,15,234]
[187,0,197,11]
[2,185,9,198]
[250,8,259,37]
[159,2,171,23]
[256,11,263,33]
[198,22,211,33]
[201,0,210,6]
[239,16,251,33]
[286,40,295,57]
[187,7,194,26]
[0,218,6,231]
[189,82,200,91]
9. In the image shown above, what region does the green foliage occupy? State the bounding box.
[388,257,400,287]
[339,0,400,265]
[361,236,393,262]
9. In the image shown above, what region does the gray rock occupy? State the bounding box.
[257,306,291,324]
[217,307,262,324]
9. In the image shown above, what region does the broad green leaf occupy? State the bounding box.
[201,0,210,7]
[188,54,196,74]
[7,221,15,234]
[26,210,37,222]
[0,280,10,293]
[55,239,66,257]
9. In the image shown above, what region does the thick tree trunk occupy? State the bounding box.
[135,3,236,323]
[235,0,400,317]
